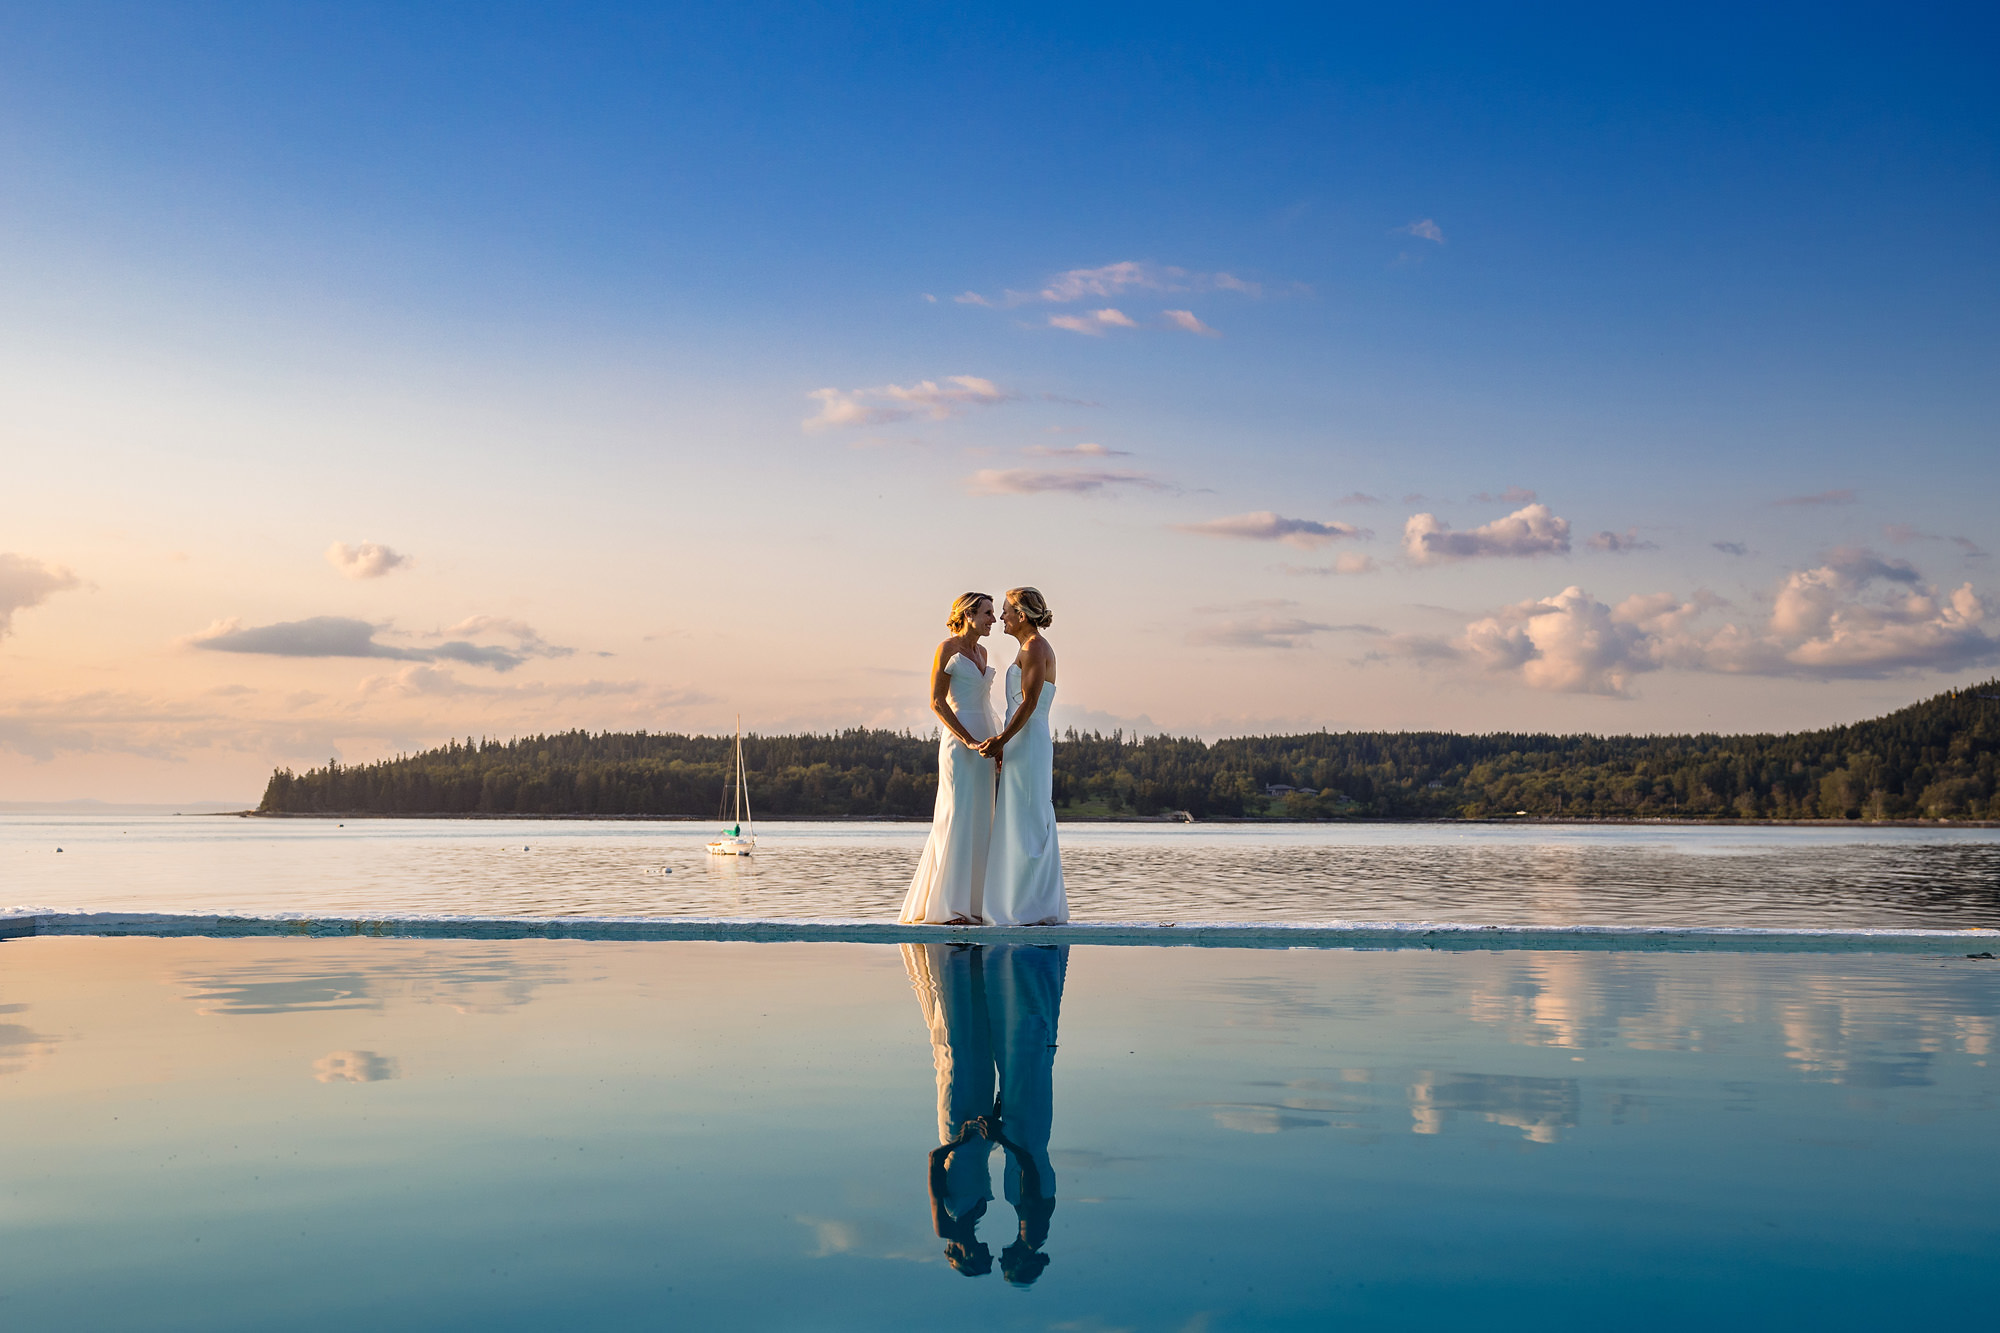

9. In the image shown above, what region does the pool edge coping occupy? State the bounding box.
[5,910,1998,953]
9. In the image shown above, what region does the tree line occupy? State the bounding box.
[258,680,2000,821]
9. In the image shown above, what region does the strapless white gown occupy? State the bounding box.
[984,665,1068,925]
[899,653,998,924]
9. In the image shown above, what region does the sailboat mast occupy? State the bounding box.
[734,715,746,825]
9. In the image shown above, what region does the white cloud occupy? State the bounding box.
[1162,309,1219,336]
[1175,511,1367,550]
[1459,586,1673,696]
[0,553,80,637]
[1404,503,1572,563]
[325,541,410,579]
[1394,556,1998,695]
[966,469,1168,496]
[1048,307,1137,335]
[1397,219,1445,243]
[803,376,1017,431]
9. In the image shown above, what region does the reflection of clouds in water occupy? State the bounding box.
[1457,955,1997,1086]
[313,1049,399,1082]
[793,1215,933,1262]
[1201,1077,1370,1132]
[1206,1106,1331,1133]
[181,972,374,1016]
[177,947,575,1016]
[1409,1071,1580,1144]
[0,1004,57,1078]
[1184,955,1997,1146]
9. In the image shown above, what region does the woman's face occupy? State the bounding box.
[969,598,996,637]
[998,598,1023,634]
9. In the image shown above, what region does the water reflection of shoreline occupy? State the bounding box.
[902,943,1065,1286]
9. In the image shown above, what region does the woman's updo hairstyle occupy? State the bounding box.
[1005,586,1054,629]
[946,592,993,633]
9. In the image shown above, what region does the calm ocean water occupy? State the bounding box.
[2,936,1993,1329]
[6,814,1999,927]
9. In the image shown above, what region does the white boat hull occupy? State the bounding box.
[707,837,755,856]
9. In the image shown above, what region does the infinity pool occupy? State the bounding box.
[2,937,1994,1329]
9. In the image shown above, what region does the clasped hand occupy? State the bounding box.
[975,735,1005,760]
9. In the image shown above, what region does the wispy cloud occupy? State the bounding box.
[187,615,572,673]
[1187,600,1374,649]
[1773,489,1857,508]
[1396,219,1445,244]
[1587,528,1658,553]
[966,469,1168,496]
[956,260,1269,310]
[1884,525,1991,562]
[1471,486,1537,505]
[1024,442,1131,458]
[1175,511,1368,550]
[325,541,410,580]
[1403,503,1571,564]
[0,553,80,638]
[1281,553,1379,576]
[1049,308,1137,335]
[1712,541,1749,556]
[432,615,576,660]
[1336,492,1382,506]
[1162,309,1219,337]
[803,376,1017,431]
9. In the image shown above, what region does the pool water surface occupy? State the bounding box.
[1,937,1993,1330]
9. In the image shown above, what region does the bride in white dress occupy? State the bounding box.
[899,593,999,925]
[976,587,1068,926]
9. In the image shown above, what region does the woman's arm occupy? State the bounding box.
[929,641,982,749]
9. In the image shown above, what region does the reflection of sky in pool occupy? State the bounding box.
[3,938,1995,1329]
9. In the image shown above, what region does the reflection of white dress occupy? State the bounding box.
[902,943,1066,1216]
[899,654,998,924]
[984,665,1068,925]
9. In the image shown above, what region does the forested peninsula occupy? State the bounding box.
[258,681,2000,823]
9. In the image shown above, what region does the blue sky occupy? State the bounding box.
[1,2,1996,799]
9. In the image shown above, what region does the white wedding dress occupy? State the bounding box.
[899,653,998,924]
[983,665,1068,925]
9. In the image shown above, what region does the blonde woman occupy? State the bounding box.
[899,592,1000,925]
[976,587,1069,925]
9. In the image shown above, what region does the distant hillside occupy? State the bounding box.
[258,681,2000,822]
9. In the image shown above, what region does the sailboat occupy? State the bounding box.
[706,717,756,856]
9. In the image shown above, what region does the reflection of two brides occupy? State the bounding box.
[899,587,1068,926]
[902,943,1065,1285]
